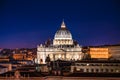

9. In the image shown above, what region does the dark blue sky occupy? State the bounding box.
[0,0,120,48]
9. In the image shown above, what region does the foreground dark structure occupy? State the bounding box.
[0,60,120,79]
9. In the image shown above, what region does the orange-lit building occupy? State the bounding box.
[0,56,9,62]
[89,47,111,59]
[13,53,26,60]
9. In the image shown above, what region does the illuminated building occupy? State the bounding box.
[108,45,120,60]
[13,53,26,60]
[0,63,12,71]
[89,47,111,59]
[0,56,9,62]
[89,45,120,60]
[36,21,83,64]
[71,61,120,73]
[0,65,8,74]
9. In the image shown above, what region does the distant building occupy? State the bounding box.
[11,48,36,61]
[0,62,12,71]
[36,21,83,64]
[108,45,120,60]
[0,56,9,62]
[71,61,120,73]
[13,53,26,60]
[88,45,120,60]
[0,65,8,74]
[89,47,111,59]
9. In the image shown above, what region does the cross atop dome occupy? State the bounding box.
[61,20,66,28]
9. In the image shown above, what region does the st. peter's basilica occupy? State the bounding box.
[36,21,84,64]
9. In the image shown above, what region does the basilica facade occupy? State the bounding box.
[36,21,83,64]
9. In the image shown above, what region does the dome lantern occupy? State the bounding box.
[61,20,66,28]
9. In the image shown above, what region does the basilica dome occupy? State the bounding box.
[54,21,72,40]
[53,21,73,45]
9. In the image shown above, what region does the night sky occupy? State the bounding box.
[0,0,120,48]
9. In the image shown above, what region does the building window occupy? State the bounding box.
[101,69,103,72]
[80,69,84,72]
[105,69,109,72]
[86,69,89,72]
[91,69,94,72]
[96,69,99,72]
[111,69,113,72]
[74,67,76,72]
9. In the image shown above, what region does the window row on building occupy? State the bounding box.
[71,63,120,73]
